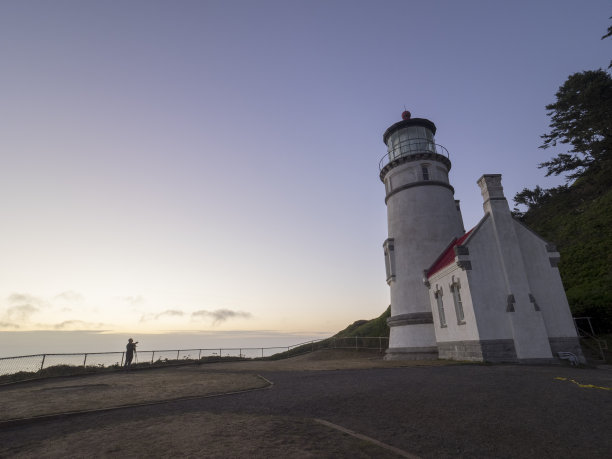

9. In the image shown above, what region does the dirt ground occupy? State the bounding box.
[0,350,452,458]
[0,369,268,421]
[1,350,448,422]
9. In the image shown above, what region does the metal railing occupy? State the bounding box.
[379,138,450,171]
[0,337,389,381]
[573,317,608,362]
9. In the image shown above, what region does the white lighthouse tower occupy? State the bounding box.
[380,111,465,359]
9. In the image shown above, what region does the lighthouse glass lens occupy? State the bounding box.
[388,126,436,159]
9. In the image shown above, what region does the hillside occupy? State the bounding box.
[266,307,390,360]
[332,306,390,338]
[518,161,612,333]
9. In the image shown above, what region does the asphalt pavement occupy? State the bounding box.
[1,364,610,458]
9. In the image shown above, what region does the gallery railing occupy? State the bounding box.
[378,138,450,171]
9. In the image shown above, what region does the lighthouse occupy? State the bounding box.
[380,111,464,359]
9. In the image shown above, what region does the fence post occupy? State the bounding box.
[177,350,180,360]
[261,348,264,358]
[151,351,155,364]
[586,317,595,336]
[83,354,88,367]
[379,336,382,351]
[199,349,202,360]
[40,354,46,371]
[121,352,125,366]
[355,336,358,350]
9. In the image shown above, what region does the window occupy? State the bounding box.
[421,165,430,181]
[383,239,396,285]
[387,132,400,160]
[529,293,540,311]
[450,278,465,324]
[434,287,447,328]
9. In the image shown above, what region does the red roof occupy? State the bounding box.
[426,229,473,278]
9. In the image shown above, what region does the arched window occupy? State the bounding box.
[383,239,396,285]
[434,286,447,327]
[450,277,465,324]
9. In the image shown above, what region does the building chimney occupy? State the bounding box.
[476,174,553,359]
[477,174,509,215]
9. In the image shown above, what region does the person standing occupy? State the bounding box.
[124,338,138,369]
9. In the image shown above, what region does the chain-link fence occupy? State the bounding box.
[0,352,125,378]
[0,337,389,382]
[326,336,389,350]
[265,336,389,360]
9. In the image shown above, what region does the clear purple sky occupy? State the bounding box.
[1,1,609,335]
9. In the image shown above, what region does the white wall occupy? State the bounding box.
[514,221,578,338]
[389,323,439,348]
[429,264,480,343]
[458,218,514,340]
[384,158,464,351]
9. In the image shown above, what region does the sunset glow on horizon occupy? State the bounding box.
[1,1,609,336]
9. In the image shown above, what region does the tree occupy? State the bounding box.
[603,16,611,68]
[512,184,570,218]
[510,19,612,332]
[604,16,612,39]
[514,19,612,212]
[513,186,550,210]
[539,69,612,181]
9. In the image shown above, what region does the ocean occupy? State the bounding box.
[0,330,332,359]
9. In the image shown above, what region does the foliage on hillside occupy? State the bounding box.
[518,154,612,333]
[514,24,611,333]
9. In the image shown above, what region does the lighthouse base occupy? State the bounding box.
[384,346,438,360]
[385,314,439,360]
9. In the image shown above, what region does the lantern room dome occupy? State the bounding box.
[383,117,436,145]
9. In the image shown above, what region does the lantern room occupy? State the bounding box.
[379,112,450,178]
[383,112,437,160]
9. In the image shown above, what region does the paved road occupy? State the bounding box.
[1,364,610,458]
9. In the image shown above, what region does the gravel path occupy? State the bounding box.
[0,361,610,458]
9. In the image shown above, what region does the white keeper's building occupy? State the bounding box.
[380,111,584,363]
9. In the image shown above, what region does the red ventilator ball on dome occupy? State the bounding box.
[401,110,411,120]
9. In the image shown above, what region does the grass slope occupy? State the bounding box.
[332,306,390,338]
[267,307,390,360]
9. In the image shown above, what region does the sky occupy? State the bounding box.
[0,1,610,339]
